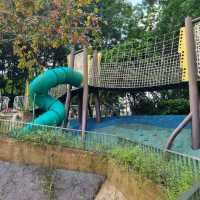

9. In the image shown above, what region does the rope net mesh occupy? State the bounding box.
[194,21,200,77]
[89,31,182,89]
[49,21,200,97]
[49,84,68,98]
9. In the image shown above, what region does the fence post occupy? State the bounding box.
[185,16,200,149]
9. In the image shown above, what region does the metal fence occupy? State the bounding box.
[0,119,120,152]
[178,183,200,200]
[0,119,200,199]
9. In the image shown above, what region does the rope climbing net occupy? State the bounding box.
[88,20,200,89]
[50,19,200,98]
[194,20,200,77]
[89,31,182,89]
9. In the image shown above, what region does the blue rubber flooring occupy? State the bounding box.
[70,116,200,158]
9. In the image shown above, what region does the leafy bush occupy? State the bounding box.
[10,128,84,149]
[157,98,189,115]
[9,127,113,153]
[110,146,196,200]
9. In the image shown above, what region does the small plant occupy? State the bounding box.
[41,167,56,200]
[9,128,84,149]
[110,145,197,200]
[40,153,56,200]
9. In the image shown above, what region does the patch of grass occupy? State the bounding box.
[9,127,115,153]
[41,168,56,200]
[110,146,197,200]
[9,128,84,150]
[40,152,57,200]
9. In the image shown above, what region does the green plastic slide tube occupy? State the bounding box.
[29,67,83,126]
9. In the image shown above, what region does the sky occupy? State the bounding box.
[128,0,142,5]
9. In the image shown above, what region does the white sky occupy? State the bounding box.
[128,0,142,5]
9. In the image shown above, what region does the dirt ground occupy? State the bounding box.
[0,161,105,200]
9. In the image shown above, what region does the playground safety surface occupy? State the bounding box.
[70,116,200,158]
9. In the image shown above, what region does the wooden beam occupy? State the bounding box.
[78,90,83,129]
[81,47,88,136]
[94,89,101,123]
[88,96,93,118]
[63,49,75,128]
[92,50,101,122]
[185,17,200,149]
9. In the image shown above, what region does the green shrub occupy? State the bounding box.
[10,128,84,149]
[157,98,189,115]
[110,146,196,200]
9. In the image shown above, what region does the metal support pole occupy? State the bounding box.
[185,17,200,149]
[165,113,192,150]
[63,49,75,128]
[81,47,88,137]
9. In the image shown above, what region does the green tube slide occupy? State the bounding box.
[29,67,83,126]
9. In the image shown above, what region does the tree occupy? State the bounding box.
[0,40,27,98]
[0,0,101,76]
[99,0,135,47]
[156,0,200,34]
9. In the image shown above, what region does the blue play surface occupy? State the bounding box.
[70,116,200,158]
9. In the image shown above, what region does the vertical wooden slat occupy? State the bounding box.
[63,49,75,128]
[81,47,89,137]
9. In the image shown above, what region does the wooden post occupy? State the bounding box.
[24,80,29,111]
[63,49,75,128]
[81,47,88,136]
[88,96,93,118]
[78,90,83,129]
[92,50,98,86]
[185,17,200,149]
[94,90,101,122]
[93,50,101,122]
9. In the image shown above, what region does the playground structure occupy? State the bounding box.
[1,16,200,151]
[1,15,200,200]
[29,67,83,126]
[45,17,200,150]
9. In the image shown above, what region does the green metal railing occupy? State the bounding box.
[178,183,200,200]
[0,119,120,152]
[0,119,200,199]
